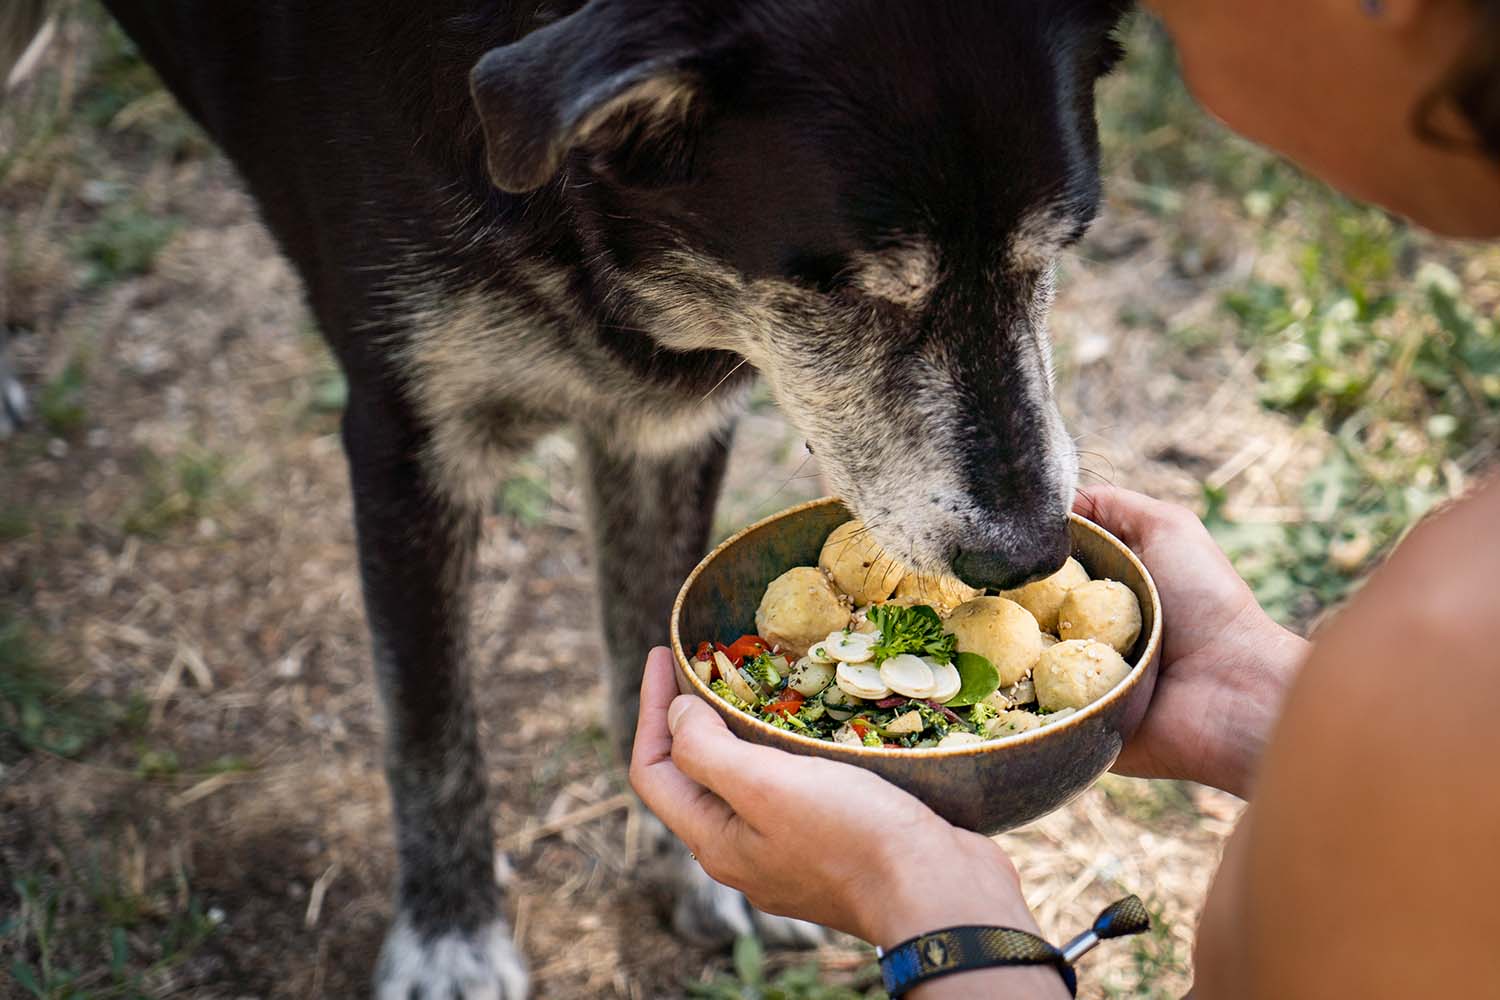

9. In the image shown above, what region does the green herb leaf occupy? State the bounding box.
[868,604,957,664]
[944,652,1000,707]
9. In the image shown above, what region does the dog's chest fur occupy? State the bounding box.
[391,245,754,509]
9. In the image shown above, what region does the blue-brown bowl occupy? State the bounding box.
[670,497,1162,835]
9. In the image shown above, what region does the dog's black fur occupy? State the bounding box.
[62,1,1130,993]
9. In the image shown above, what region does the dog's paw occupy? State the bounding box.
[375,913,528,1000]
[657,834,827,951]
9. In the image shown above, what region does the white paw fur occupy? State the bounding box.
[375,913,528,1000]
[0,367,26,438]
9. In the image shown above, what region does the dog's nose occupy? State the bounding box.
[951,525,1071,591]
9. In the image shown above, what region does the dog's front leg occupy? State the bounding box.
[342,386,527,1000]
[580,427,826,951]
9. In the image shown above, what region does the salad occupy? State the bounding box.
[686,518,1142,749]
[689,604,1039,748]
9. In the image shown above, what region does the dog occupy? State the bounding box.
[7,1,1129,995]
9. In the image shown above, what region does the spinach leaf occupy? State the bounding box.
[944,652,1000,707]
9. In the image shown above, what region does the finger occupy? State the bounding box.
[1075,484,1190,547]
[631,646,681,770]
[629,648,741,850]
[666,694,824,821]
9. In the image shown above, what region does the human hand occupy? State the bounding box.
[629,647,1068,999]
[1075,486,1308,797]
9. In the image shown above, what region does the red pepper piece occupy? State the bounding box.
[762,690,805,717]
[724,635,770,664]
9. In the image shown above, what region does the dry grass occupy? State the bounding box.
[4,8,1498,1000]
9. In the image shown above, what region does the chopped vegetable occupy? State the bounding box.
[969,701,1000,730]
[710,678,751,712]
[763,690,806,717]
[715,650,760,704]
[787,655,836,696]
[689,655,712,684]
[725,635,771,663]
[868,603,957,664]
[823,630,877,663]
[743,652,784,693]
[878,654,936,699]
[881,710,925,735]
[944,652,1000,707]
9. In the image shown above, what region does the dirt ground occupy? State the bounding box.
[4,10,1494,1000]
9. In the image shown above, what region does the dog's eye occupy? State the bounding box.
[783,252,849,295]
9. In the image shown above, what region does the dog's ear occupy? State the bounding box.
[470,5,710,193]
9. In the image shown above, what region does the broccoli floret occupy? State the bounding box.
[968,702,1000,731]
[860,728,883,748]
[743,652,783,694]
[710,679,751,712]
[763,710,809,732]
[916,703,953,736]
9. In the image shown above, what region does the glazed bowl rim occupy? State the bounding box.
[669,496,1163,760]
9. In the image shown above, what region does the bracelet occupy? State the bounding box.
[875,895,1150,998]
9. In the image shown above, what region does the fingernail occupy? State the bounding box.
[667,697,691,735]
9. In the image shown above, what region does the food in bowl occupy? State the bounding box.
[690,518,1145,749]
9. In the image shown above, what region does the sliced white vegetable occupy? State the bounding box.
[937,731,983,748]
[984,709,1043,739]
[925,659,962,703]
[821,684,861,707]
[832,723,865,746]
[821,684,861,719]
[714,650,759,704]
[806,641,834,662]
[883,710,925,735]
[787,656,836,696]
[835,662,891,700]
[689,656,712,685]
[823,629,879,663]
[879,654,935,699]
[1041,707,1077,725]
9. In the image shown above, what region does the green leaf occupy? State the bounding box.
[111,925,129,976]
[732,934,764,986]
[944,653,999,708]
[868,604,956,665]
[11,960,42,997]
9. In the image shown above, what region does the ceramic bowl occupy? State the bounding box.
[670,497,1162,834]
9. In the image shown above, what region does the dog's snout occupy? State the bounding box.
[951,523,1070,591]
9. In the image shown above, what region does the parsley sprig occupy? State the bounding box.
[867,604,957,665]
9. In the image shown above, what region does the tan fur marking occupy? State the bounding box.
[851,242,938,307]
[1009,207,1075,271]
[574,73,697,147]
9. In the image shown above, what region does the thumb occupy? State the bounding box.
[668,693,729,737]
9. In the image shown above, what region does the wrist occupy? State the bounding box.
[858,827,1037,949]
[860,830,1072,999]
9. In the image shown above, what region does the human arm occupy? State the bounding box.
[1193,477,1500,998]
[629,647,1071,999]
[1075,486,1308,796]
